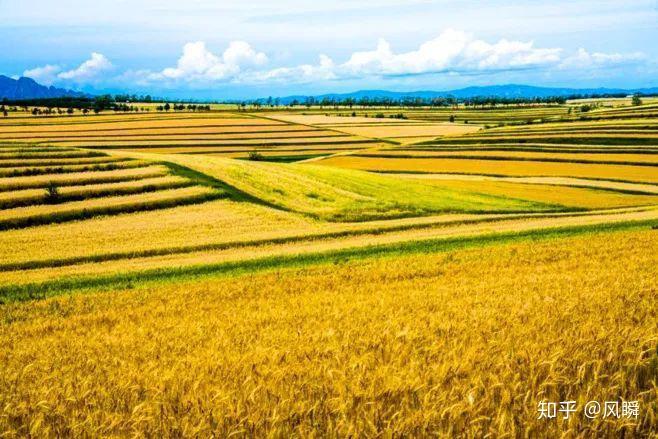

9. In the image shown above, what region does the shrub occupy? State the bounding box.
[45,182,61,204]
[248,151,265,161]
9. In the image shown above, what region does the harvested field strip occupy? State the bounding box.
[0,186,222,230]
[62,139,378,149]
[221,150,357,159]
[485,122,658,131]
[426,136,658,146]
[402,145,658,154]
[0,151,106,159]
[0,165,170,191]
[409,179,658,209]
[485,126,658,135]
[0,175,192,209]
[125,144,379,155]
[383,173,658,195]
[269,114,419,125]
[472,129,658,136]
[0,156,130,168]
[324,124,481,138]
[325,123,441,127]
[351,152,658,166]
[0,160,146,177]
[0,114,263,127]
[0,126,315,136]
[0,207,655,289]
[0,118,284,130]
[18,133,348,143]
[316,156,658,184]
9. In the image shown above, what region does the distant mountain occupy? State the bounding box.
[274,84,658,104]
[0,75,87,100]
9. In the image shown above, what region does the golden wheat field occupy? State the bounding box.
[1,228,657,436]
[1,101,657,437]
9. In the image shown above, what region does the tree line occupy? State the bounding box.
[237,92,655,110]
[0,95,212,116]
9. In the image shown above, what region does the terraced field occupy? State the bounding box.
[1,105,657,437]
[0,143,226,230]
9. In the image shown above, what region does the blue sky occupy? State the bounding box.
[1,0,657,99]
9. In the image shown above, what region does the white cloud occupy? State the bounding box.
[23,64,61,85]
[250,54,336,83]
[340,29,561,77]
[560,48,645,69]
[57,52,113,81]
[46,31,647,89]
[151,41,267,82]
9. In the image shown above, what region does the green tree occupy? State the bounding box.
[632,94,642,106]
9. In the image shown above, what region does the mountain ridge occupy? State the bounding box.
[0,75,87,100]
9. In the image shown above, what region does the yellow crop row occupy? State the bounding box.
[0,165,170,191]
[0,175,190,206]
[0,186,217,225]
[317,156,658,183]
[371,150,658,164]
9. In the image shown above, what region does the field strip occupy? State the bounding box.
[402,145,658,154]
[0,186,222,230]
[251,113,402,145]
[385,173,658,194]
[0,165,170,191]
[0,156,130,168]
[0,160,148,177]
[0,204,649,271]
[48,138,378,148]
[0,126,320,136]
[1,206,655,290]
[0,151,106,159]
[10,132,348,142]
[349,152,658,167]
[122,145,375,155]
[0,115,273,128]
[316,156,658,184]
[0,175,191,209]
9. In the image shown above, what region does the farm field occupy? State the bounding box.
[0,112,383,160]
[1,104,657,436]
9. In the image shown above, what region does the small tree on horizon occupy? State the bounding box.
[632,94,642,106]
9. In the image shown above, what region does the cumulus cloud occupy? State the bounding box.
[140,30,565,86]
[24,53,113,85]
[246,29,563,84]
[23,64,61,85]
[560,48,646,69]
[150,41,267,82]
[339,29,561,77]
[58,52,113,81]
